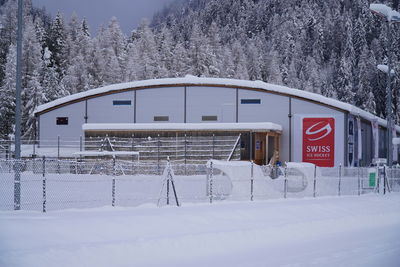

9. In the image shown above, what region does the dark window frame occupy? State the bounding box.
[56,117,69,125]
[154,116,169,122]
[202,115,218,121]
[113,100,132,106]
[241,99,261,104]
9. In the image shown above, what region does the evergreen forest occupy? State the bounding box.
[0,0,399,139]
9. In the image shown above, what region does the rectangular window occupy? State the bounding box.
[202,115,218,121]
[113,100,132,106]
[56,117,68,125]
[154,116,169,122]
[241,99,261,104]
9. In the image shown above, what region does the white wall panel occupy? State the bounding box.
[186,86,236,123]
[136,87,184,123]
[238,90,290,162]
[40,101,85,142]
[87,91,134,123]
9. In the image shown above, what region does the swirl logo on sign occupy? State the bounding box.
[305,122,332,141]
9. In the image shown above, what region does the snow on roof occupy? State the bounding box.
[35,75,399,131]
[73,151,140,157]
[370,4,400,21]
[82,122,283,132]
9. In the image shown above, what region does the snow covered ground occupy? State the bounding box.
[1,194,399,267]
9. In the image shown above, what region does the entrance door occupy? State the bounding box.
[254,133,266,165]
[266,133,280,165]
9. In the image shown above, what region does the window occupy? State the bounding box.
[56,117,68,125]
[154,116,169,122]
[241,99,261,104]
[113,100,132,106]
[202,115,218,121]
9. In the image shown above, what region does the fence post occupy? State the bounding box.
[209,161,213,204]
[250,160,254,201]
[184,133,187,175]
[383,165,386,195]
[157,134,160,175]
[358,166,361,196]
[8,149,11,172]
[313,165,317,198]
[57,135,60,159]
[6,141,9,160]
[42,156,46,213]
[13,159,21,210]
[131,134,139,175]
[33,140,36,156]
[212,133,215,158]
[166,172,170,205]
[338,163,342,196]
[377,166,380,194]
[112,157,116,207]
[284,166,288,199]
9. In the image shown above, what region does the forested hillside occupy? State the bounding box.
[0,0,399,139]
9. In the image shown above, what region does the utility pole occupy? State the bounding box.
[14,0,23,210]
[370,3,400,167]
[386,18,394,167]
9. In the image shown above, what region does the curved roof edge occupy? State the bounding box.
[82,122,283,132]
[34,75,399,131]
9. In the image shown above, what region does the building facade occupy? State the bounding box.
[35,76,400,167]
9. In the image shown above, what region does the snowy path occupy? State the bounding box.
[1,194,399,267]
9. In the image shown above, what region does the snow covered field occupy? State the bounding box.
[1,194,399,267]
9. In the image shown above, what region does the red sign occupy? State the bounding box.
[302,117,335,167]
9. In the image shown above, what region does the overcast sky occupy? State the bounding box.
[31,0,177,34]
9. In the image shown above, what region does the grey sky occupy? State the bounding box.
[31,0,177,34]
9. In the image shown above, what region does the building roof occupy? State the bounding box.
[35,76,399,131]
[83,122,283,132]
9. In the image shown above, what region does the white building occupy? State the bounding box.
[34,76,400,167]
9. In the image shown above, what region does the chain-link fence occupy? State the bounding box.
[1,158,400,211]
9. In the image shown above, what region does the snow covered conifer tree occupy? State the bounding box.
[188,22,210,77]
[356,45,377,113]
[231,40,249,80]
[335,55,354,104]
[220,46,235,78]
[21,19,44,139]
[0,45,16,139]
[246,39,262,81]
[94,18,126,84]
[206,22,222,77]
[265,49,282,85]
[60,14,93,94]
[106,17,127,78]
[157,26,174,78]
[47,12,67,77]
[128,20,160,80]
[0,0,18,86]
[171,42,190,77]
[41,47,66,101]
